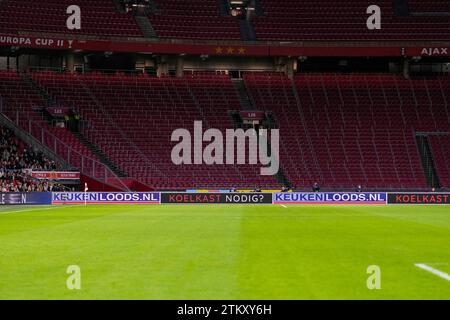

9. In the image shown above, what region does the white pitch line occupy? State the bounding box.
[280,205,288,208]
[0,206,68,215]
[415,263,450,282]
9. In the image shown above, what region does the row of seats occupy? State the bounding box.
[0,0,142,37]
[253,0,450,41]
[148,0,241,40]
[1,0,450,41]
[409,1,450,12]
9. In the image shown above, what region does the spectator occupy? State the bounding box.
[0,126,65,192]
[312,182,321,192]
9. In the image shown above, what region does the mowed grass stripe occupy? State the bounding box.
[236,205,450,299]
[0,205,243,299]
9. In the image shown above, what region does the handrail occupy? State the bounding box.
[416,131,450,136]
[31,120,131,192]
[422,78,438,129]
[437,78,450,122]
[75,73,166,178]
[1,105,130,191]
[0,110,71,168]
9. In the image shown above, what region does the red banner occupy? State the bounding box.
[1,33,448,58]
[240,111,265,120]
[31,171,80,180]
[0,34,73,49]
[405,47,450,57]
[47,107,71,117]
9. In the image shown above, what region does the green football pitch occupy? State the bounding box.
[0,204,449,300]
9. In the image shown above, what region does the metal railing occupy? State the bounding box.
[0,105,130,191]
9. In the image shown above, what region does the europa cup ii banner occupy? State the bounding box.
[273,192,387,204]
[161,193,273,204]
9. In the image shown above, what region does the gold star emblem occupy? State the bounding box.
[227,47,235,54]
[238,47,246,55]
[215,47,223,54]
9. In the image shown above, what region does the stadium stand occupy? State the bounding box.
[0,0,142,37]
[0,125,58,171]
[0,71,108,181]
[0,0,449,41]
[147,0,241,40]
[0,1,449,191]
[409,0,450,13]
[0,70,442,191]
[2,67,450,191]
[29,71,278,189]
[428,135,450,188]
[253,0,450,41]
[0,125,65,192]
[244,72,450,190]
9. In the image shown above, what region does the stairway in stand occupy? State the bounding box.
[416,134,441,189]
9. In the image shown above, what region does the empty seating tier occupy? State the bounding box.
[1,1,450,41]
[244,73,450,190]
[409,0,450,13]
[30,71,279,190]
[148,0,241,40]
[0,0,142,37]
[254,0,450,41]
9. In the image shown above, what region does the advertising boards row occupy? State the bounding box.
[1,192,450,205]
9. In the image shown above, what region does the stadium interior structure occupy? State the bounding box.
[1,0,450,192]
